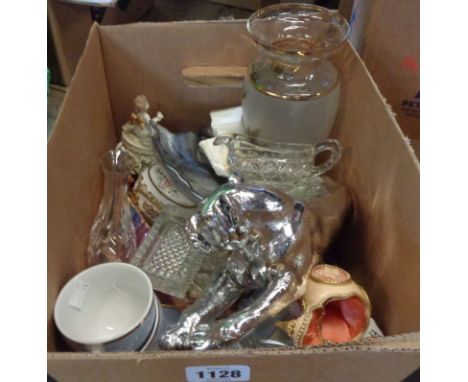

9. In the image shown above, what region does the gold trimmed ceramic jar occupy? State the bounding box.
[129,162,197,225]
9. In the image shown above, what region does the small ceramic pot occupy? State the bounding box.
[129,163,197,225]
[54,263,158,352]
[277,264,371,347]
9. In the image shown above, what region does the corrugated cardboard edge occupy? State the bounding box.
[99,19,250,27]
[49,345,419,382]
[48,334,419,382]
[48,333,419,361]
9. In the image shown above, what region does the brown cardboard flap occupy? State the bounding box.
[48,347,419,382]
[47,24,116,351]
[98,21,257,133]
[330,44,420,335]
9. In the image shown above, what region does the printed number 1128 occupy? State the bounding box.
[197,370,241,379]
[186,365,250,382]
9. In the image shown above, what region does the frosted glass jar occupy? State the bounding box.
[242,4,349,144]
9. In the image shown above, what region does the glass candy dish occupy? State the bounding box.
[131,210,206,299]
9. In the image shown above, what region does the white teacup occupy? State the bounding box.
[54,263,157,352]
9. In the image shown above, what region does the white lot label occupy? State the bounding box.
[363,318,384,338]
[68,280,90,310]
[186,365,250,382]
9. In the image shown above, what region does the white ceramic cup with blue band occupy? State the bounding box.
[54,262,158,352]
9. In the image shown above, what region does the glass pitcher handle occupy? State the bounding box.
[313,139,342,176]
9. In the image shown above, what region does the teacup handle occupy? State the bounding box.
[313,139,342,176]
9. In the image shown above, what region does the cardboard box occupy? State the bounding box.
[48,0,154,85]
[340,0,420,140]
[47,21,420,381]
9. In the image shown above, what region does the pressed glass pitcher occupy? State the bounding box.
[242,4,349,144]
[213,134,341,200]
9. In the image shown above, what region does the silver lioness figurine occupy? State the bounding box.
[160,181,323,350]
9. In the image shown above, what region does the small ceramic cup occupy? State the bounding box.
[54,263,157,352]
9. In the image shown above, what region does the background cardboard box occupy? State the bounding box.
[47,21,419,381]
[340,0,420,140]
[48,0,154,85]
